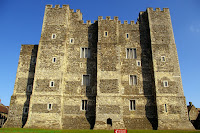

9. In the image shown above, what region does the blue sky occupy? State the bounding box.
[0,0,200,107]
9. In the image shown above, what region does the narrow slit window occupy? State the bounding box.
[52,34,56,39]
[104,31,108,37]
[27,85,32,92]
[163,81,168,87]
[130,75,137,85]
[31,57,36,64]
[82,75,90,86]
[126,48,136,59]
[47,103,52,110]
[126,33,129,39]
[70,38,74,44]
[52,57,56,63]
[23,107,28,114]
[88,33,92,39]
[136,60,141,66]
[130,100,136,111]
[81,100,88,111]
[50,81,54,87]
[165,104,167,112]
[161,56,166,62]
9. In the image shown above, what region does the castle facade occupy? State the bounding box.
[4,5,194,130]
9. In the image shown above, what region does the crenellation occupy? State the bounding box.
[130,21,135,25]
[62,5,70,10]
[5,5,194,130]
[106,16,111,20]
[98,16,103,20]
[114,16,118,21]
[123,20,128,24]
[86,20,91,25]
[70,9,74,13]
[163,8,169,12]
[55,5,60,8]
[156,8,161,11]
[46,5,53,9]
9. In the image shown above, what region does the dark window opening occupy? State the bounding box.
[107,118,112,126]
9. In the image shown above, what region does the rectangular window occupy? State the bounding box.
[49,81,54,87]
[80,48,90,58]
[129,75,137,85]
[163,81,168,87]
[126,48,136,59]
[82,75,90,86]
[47,103,52,110]
[130,100,136,111]
[81,100,88,111]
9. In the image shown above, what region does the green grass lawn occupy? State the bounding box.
[0,128,199,133]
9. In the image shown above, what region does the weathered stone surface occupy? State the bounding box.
[5,6,194,130]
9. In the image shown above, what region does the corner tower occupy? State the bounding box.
[147,8,194,130]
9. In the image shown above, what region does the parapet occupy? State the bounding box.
[147,8,169,13]
[45,5,70,10]
[98,16,138,25]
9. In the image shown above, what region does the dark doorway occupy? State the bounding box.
[107,118,112,126]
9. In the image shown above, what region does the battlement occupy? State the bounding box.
[147,8,169,12]
[46,4,70,10]
[98,16,138,25]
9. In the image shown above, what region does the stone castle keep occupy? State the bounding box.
[4,5,195,130]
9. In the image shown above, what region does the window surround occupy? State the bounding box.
[52,34,56,39]
[49,81,54,87]
[125,33,129,39]
[81,100,88,111]
[129,75,137,85]
[47,103,53,110]
[80,47,90,58]
[104,31,108,37]
[164,104,167,112]
[70,38,74,44]
[129,99,136,111]
[52,57,57,63]
[161,56,166,62]
[126,48,137,59]
[163,80,168,87]
[82,75,90,86]
[136,60,141,67]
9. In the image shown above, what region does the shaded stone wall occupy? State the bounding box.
[4,45,38,128]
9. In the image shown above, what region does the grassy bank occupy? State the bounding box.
[0,128,199,133]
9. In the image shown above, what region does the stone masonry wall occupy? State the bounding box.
[4,45,38,128]
[5,5,193,130]
[147,8,194,130]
